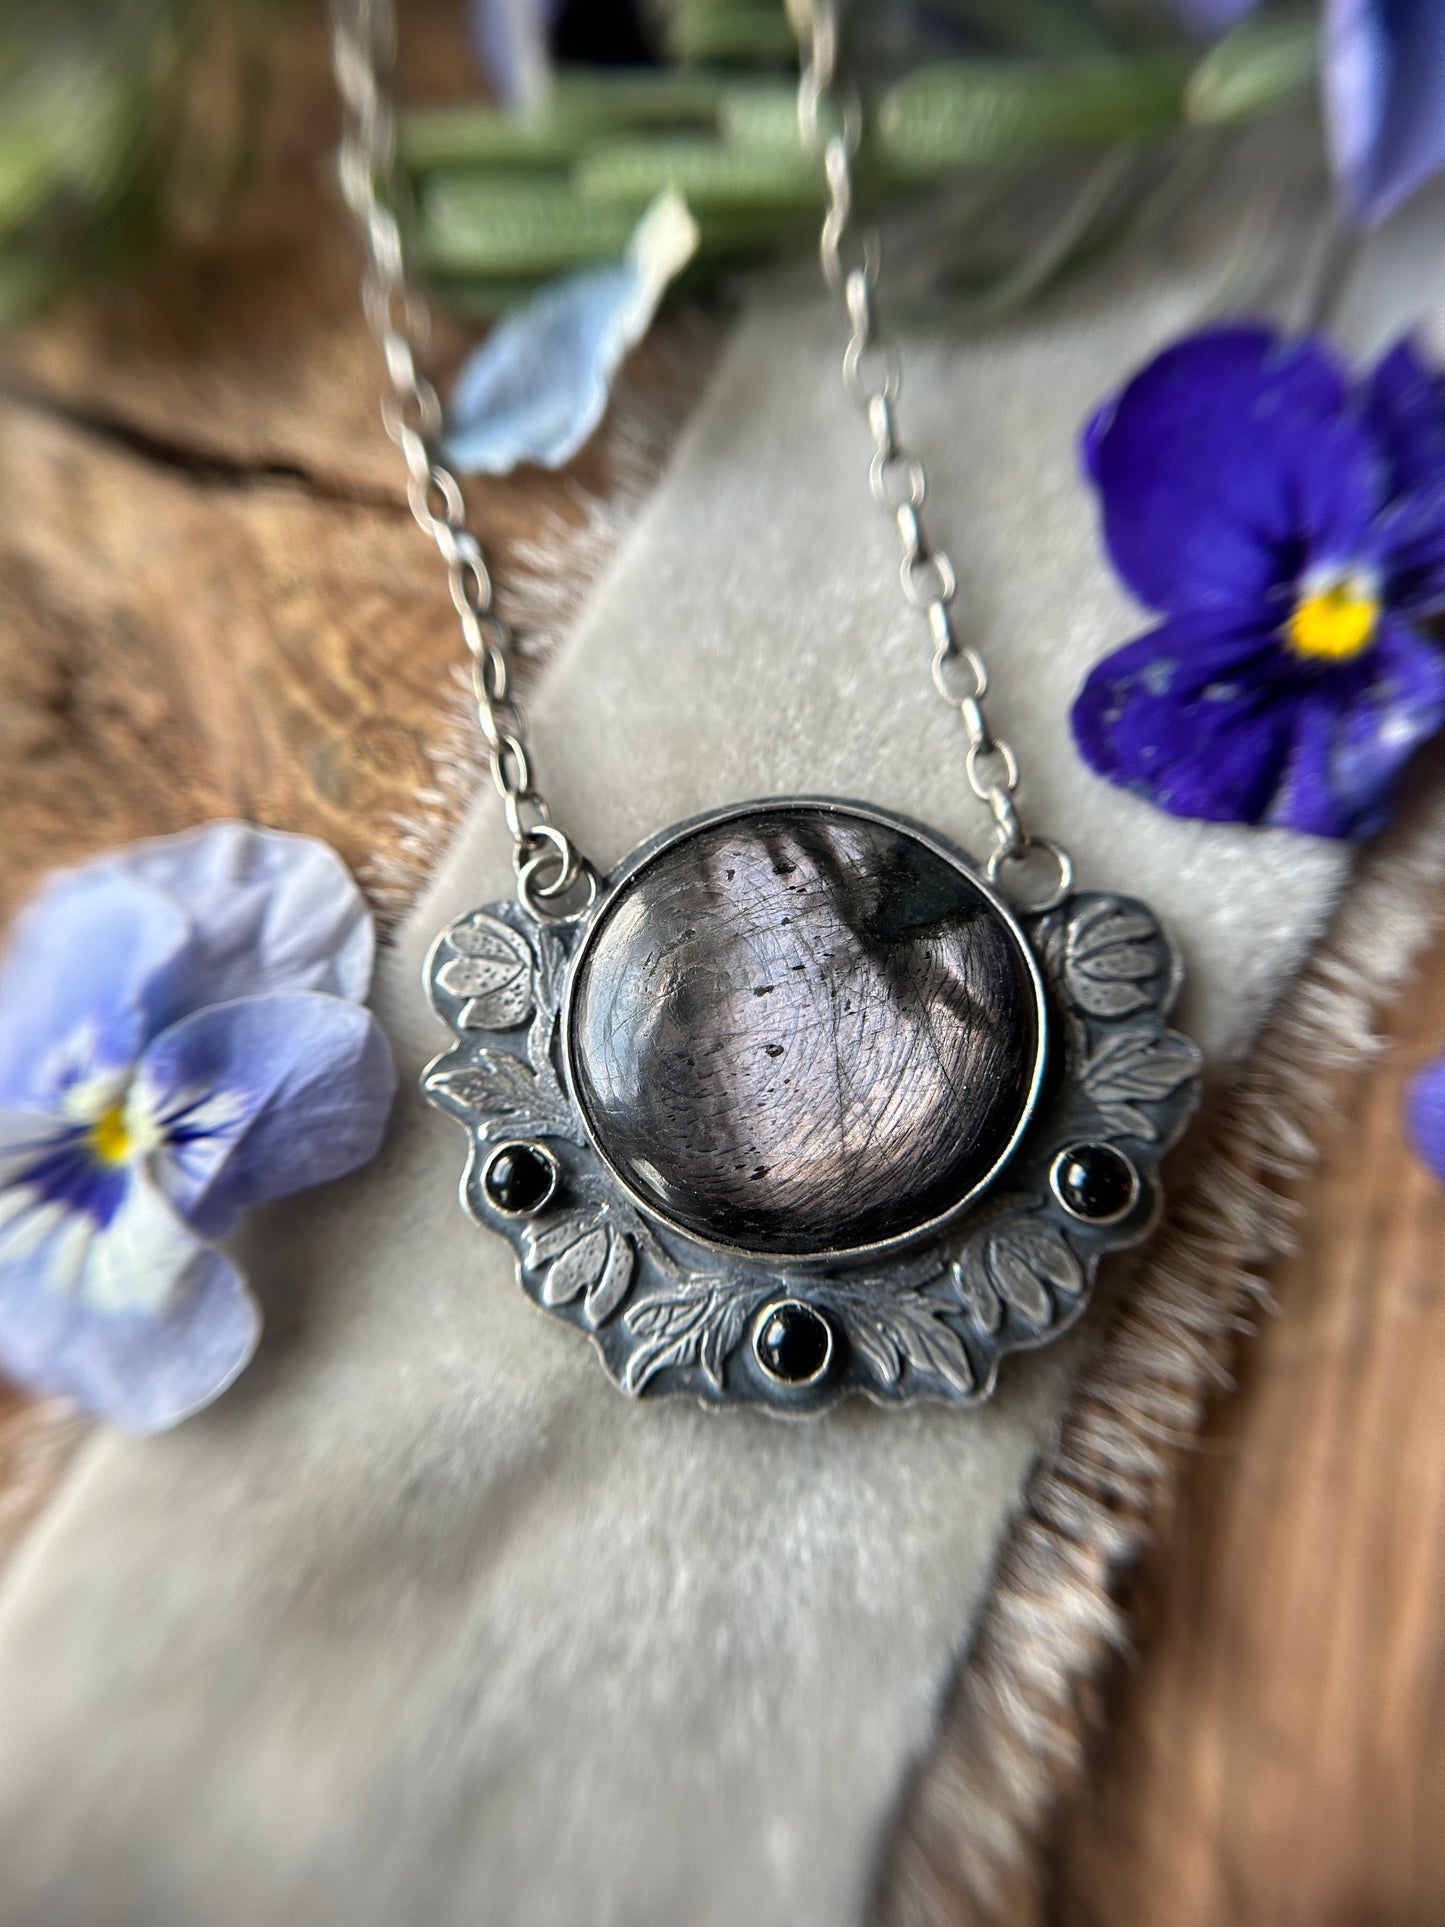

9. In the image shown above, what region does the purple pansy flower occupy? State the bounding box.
[1072,325,1445,838]
[0,822,396,1432]
[1408,1051,1445,1183]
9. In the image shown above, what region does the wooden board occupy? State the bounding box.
[2,7,1444,1922]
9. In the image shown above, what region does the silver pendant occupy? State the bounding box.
[423,799,1199,1412]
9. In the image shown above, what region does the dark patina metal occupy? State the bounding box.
[422,798,1201,1413]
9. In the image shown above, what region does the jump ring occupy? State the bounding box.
[986,836,1074,913]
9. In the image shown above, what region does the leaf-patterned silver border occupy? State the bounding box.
[421,813,1201,1414]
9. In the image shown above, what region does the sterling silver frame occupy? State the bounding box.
[558,799,1052,1266]
[422,797,1201,1415]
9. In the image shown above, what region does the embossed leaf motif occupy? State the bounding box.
[622,1285,753,1395]
[425,1049,573,1141]
[524,1209,634,1326]
[1063,900,1161,1017]
[1081,1029,1199,1141]
[438,914,533,1029]
[956,1221,1083,1332]
[844,1290,974,1396]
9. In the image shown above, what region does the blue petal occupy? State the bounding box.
[1365,337,1445,497]
[468,0,560,107]
[0,1114,128,1231]
[0,873,190,1110]
[1379,480,1445,617]
[1324,0,1445,225]
[1085,326,1383,616]
[1407,1053,1445,1183]
[0,1175,258,1432]
[445,263,640,474]
[91,821,375,1014]
[1270,616,1445,835]
[446,193,698,475]
[139,992,397,1239]
[1072,609,1296,825]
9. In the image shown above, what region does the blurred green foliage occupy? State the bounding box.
[0,0,1320,329]
[409,1,1322,320]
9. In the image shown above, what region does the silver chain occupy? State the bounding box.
[329,0,595,920]
[331,0,1069,911]
[789,0,1072,905]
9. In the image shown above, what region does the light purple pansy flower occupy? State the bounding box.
[1163,0,1445,225]
[1408,1051,1445,1184]
[445,192,698,475]
[0,822,396,1432]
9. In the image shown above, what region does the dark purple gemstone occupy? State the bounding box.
[567,805,1041,1257]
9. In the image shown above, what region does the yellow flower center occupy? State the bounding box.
[1287,574,1380,662]
[88,1101,133,1165]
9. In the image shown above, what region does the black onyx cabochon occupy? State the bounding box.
[754,1301,833,1384]
[567,807,1041,1257]
[484,1143,557,1216]
[1052,1142,1137,1222]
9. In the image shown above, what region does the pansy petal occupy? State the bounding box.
[1324,0,1445,226]
[0,1180,258,1432]
[1269,616,1445,836]
[1086,326,1381,614]
[1365,336,1445,497]
[468,0,560,107]
[444,191,699,475]
[139,992,396,1239]
[1072,610,1296,823]
[1407,1053,1445,1184]
[1379,478,1445,617]
[91,821,376,1015]
[0,873,190,1110]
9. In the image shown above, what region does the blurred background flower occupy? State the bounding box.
[1071,325,1445,837]
[11,0,1445,467]
[0,823,396,1432]
[1408,1048,1445,1185]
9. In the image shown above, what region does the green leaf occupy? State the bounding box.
[400,70,726,173]
[577,136,822,211]
[664,2,795,65]
[1185,12,1319,127]
[417,177,641,275]
[878,54,1191,174]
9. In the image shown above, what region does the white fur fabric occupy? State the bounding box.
[0,178,1441,1927]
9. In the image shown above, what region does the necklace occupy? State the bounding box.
[330,0,1201,1413]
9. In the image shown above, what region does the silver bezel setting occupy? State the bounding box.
[1048,1142,1141,1227]
[481,1140,561,1219]
[751,1298,836,1389]
[422,796,1201,1414]
[558,798,1050,1266]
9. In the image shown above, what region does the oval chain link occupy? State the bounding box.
[329,0,589,914]
[332,0,1071,916]
[787,0,1072,909]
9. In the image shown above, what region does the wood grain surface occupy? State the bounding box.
[2,8,1443,1923]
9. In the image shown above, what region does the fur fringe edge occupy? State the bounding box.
[363,315,723,928]
[875,767,1445,1926]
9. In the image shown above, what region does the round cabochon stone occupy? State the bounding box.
[567,804,1043,1258]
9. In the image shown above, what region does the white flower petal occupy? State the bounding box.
[79,1175,204,1316]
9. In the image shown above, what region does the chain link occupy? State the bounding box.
[329,0,589,914]
[788,0,1071,906]
[332,0,1069,914]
